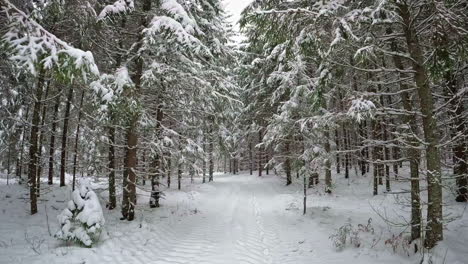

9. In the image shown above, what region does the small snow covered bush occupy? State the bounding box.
[55,178,105,247]
[329,218,375,250]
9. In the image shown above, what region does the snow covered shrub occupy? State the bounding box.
[329,218,375,250]
[55,178,105,247]
[385,233,411,255]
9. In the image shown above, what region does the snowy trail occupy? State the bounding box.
[92,174,289,264]
[2,173,427,264]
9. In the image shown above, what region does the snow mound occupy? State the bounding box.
[55,178,105,247]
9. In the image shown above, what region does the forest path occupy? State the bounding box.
[1,173,427,264]
[89,173,308,264]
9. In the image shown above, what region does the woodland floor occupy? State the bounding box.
[0,169,467,264]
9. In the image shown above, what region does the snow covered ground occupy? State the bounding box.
[0,171,467,264]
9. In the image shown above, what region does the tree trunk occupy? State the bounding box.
[335,129,340,174]
[380,100,391,192]
[72,90,85,191]
[249,141,253,175]
[285,140,292,185]
[150,155,161,208]
[28,71,45,215]
[441,69,467,203]
[208,127,214,182]
[108,121,116,210]
[150,101,164,207]
[48,95,60,185]
[122,120,138,220]
[398,3,443,248]
[36,80,50,197]
[448,75,468,202]
[258,129,263,177]
[202,135,206,183]
[178,159,182,190]
[389,27,422,242]
[167,154,171,188]
[324,130,332,193]
[343,127,350,179]
[60,86,74,187]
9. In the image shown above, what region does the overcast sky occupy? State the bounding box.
[223,0,253,28]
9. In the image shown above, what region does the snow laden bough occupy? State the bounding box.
[1,0,99,81]
[55,178,105,247]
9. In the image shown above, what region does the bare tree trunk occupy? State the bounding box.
[343,127,350,179]
[208,125,214,182]
[150,155,161,208]
[335,129,340,174]
[285,140,292,185]
[16,109,26,183]
[107,123,116,210]
[122,0,152,220]
[249,141,253,175]
[372,119,381,196]
[202,134,206,183]
[324,130,332,193]
[122,120,138,220]
[60,86,74,187]
[48,95,60,185]
[178,135,183,190]
[223,155,227,174]
[72,90,85,191]
[389,27,422,242]
[398,3,443,248]
[28,71,45,215]
[258,129,263,177]
[443,71,467,202]
[167,154,171,188]
[380,103,391,192]
[150,101,163,208]
[178,160,182,190]
[36,80,50,197]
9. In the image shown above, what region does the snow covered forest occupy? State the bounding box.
[0,0,467,263]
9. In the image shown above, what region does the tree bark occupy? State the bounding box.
[389,27,422,242]
[36,80,50,197]
[167,154,171,188]
[72,90,85,191]
[324,130,332,193]
[335,129,340,174]
[150,102,163,208]
[60,86,74,187]
[285,140,292,185]
[208,127,214,182]
[448,75,468,202]
[28,71,45,215]
[258,129,263,177]
[249,141,253,175]
[48,94,60,185]
[108,122,116,210]
[398,3,443,248]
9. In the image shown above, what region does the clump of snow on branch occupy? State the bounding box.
[2,1,99,80]
[98,0,134,20]
[55,178,105,247]
[347,98,376,123]
[143,0,209,55]
[91,66,133,106]
[160,0,196,32]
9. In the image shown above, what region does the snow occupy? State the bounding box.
[3,1,99,79]
[0,170,467,263]
[97,0,134,20]
[347,98,376,123]
[55,178,105,247]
